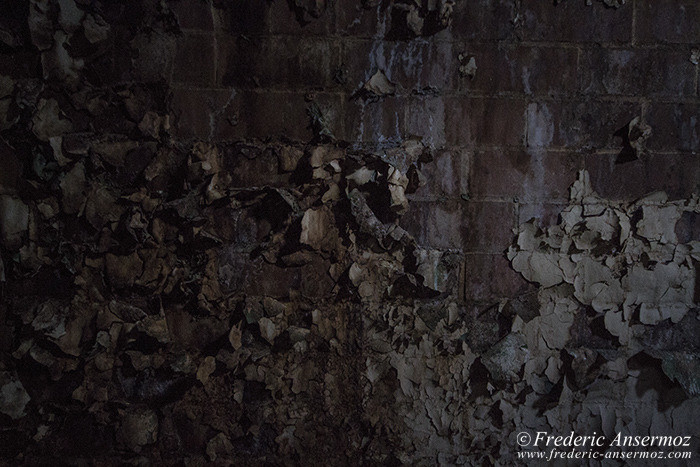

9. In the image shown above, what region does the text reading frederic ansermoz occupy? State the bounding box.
[516,430,694,462]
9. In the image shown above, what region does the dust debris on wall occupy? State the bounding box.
[0,0,698,464]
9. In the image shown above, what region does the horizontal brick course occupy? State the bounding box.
[635,0,700,44]
[444,97,526,147]
[520,0,632,43]
[579,48,696,97]
[470,149,582,202]
[218,36,342,89]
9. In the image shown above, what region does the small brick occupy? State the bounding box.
[172,34,216,86]
[579,48,696,97]
[461,200,516,253]
[646,103,700,152]
[219,144,289,188]
[344,96,406,144]
[643,153,700,200]
[405,96,448,148]
[451,0,517,41]
[459,45,578,96]
[520,1,632,43]
[462,253,530,301]
[635,0,700,44]
[343,40,457,95]
[444,97,526,147]
[335,1,386,38]
[218,36,341,89]
[212,0,269,35]
[216,91,343,143]
[400,200,463,250]
[584,152,699,201]
[413,148,470,199]
[170,0,213,30]
[170,87,233,140]
[518,203,566,228]
[527,100,641,151]
[470,149,581,202]
[268,0,334,36]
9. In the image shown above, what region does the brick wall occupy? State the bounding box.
[170,0,699,305]
[1,0,698,463]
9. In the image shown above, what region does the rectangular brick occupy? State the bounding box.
[217,36,341,89]
[170,87,233,140]
[458,45,578,96]
[212,0,269,35]
[526,100,641,151]
[405,96,447,148]
[335,1,387,38]
[172,34,215,86]
[400,200,463,250]
[521,1,632,43]
[215,91,343,143]
[412,148,470,199]
[344,96,406,144]
[585,152,699,201]
[451,0,517,41]
[462,253,531,301]
[470,149,582,202]
[646,103,700,152]
[579,48,696,97]
[444,97,526,147]
[170,0,214,30]
[518,203,566,228]
[343,40,457,95]
[268,0,334,36]
[461,200,516,253]
[635,0,700,44]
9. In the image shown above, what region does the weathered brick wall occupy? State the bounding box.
[170,0,698,304]
[0,0,698,464]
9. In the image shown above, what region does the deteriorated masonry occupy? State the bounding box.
[0,0,698,464]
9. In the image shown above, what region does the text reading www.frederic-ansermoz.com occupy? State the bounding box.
[515,431,694,462]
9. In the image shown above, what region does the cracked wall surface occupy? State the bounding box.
[0,0,698,464]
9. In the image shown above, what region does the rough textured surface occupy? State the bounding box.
[0,0,698,464]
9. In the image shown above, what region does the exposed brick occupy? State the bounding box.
[521,1,632,43]
[405,96,448,148]
[451,0,517,41]
[218,36,341,89]
[344,96,406,144]
[219,144,289,188]
[413,148,470,199]
[268,0,334,36]
[212,0,269,35]
[400,200,463,250]
[462,253,530,301]
[518,203,566,228]
[646,103,700,152]
[444,97,526,147]
[643,153,700,200]
[343,40,458,95]
[215,91,343,143]
[459,45,578,96]
[170,0,214,30]
[579,48,696,97]
[526,100,641,151]
[461,200,516,253]
[635,0,700,44]
[335,1,389,38]
[585,152,699,201]
[170,87,233,140]
[172,34,216,86]
[129,33,177,84]
[470,149,581,202]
